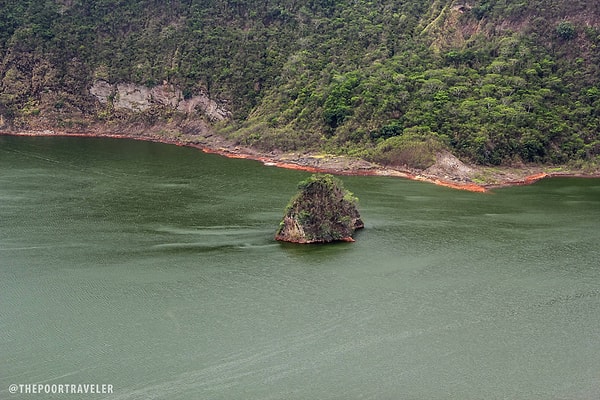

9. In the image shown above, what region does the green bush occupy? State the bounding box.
[556,21,576,40]
[369,127,446,169]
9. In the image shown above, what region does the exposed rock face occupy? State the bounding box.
[89,80,230,121]
[275,174,364,244]
[423,150,476,182]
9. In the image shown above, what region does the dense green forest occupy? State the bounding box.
[1,0,599,167]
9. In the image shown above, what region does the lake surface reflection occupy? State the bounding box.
[1,136,599,399]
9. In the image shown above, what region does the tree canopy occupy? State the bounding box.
[1,0,599,167]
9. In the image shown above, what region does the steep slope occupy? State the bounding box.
[1,0,599,167]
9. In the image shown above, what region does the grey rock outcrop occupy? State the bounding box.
[89,80,229,121]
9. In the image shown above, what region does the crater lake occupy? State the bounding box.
[1,135,599,399]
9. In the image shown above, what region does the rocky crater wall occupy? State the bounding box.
[90,80,230,122]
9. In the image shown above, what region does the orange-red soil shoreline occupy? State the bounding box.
[3,130,598,192]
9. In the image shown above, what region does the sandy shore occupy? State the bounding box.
[3,129,599,192]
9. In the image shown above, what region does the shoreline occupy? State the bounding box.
[3,129,599,192]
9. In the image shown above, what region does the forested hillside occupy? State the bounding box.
[1,0,599,167]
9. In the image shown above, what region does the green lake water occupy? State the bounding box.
[1,135,599,399]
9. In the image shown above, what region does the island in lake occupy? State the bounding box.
[276,174,364,244]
